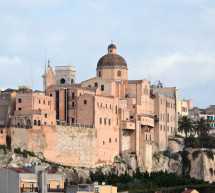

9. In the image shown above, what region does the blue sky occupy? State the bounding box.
[0,0,214,108]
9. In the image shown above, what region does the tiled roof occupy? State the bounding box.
[181,189,196,193]
[9,167,31,173]
[97,54,127,70]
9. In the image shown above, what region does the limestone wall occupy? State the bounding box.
[55,126,96,166]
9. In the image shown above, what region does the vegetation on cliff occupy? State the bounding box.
[83,168,212,193]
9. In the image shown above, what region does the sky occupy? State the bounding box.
[0,0,214,108]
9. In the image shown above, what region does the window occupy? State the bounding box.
[103,141,105,145]
[50,94,52,97]
[45,114,47,118]
[171,127,172,132]
[101,103,102,107]
[44,122,47,125]
[71,79,74,84]
[115,105,117,114]
[72,92,75,99]
[34,120,37,126]
[160,114,162,121]
[39,99,40,104]
[109,119,111,125]
[161,99,162,104]
[84,100,87,104]
[94,82,98,87]
[115,138,117,142]
[48,101,50,105]
[160,125,162,130]
[43,100,45,105]
[163,126,165,131]
[0,130,3,134]
[110,104,112,109]
[72,102,75,107]
[38,120,41,126]
[101,85,104,91]
[109,138,111,143]
[72,118,74,124]
[18,98,22,103]
[97,102,99,107]
[145,134,147,140]
[106,104,107,108]
[133,105,135,108]
[88,85,91,87]
[99,71,102,77]
[167,126,169,132]
[104,118,106,125]
[117,70,121,77]
[130,116,133,119]
[100,117,102,124]
[117,118,118,126]
[18,108,22,111]
[149,134,151,141]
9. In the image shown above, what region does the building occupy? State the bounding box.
[66,184,117,193]
[181,189,199,193]
[11,92,55,129]
[0,91,16,127]
[43,44,177,169]
[0,164,64,193]
[177,99,188,117]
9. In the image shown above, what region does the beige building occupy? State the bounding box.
[0,164,64,193]
[66,184,117,193]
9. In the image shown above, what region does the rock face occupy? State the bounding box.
[186,148,215,183]
[1,144,215,183]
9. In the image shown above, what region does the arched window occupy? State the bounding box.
[34,120,37,126]
[38,120,41,126]
[94,82,98,88]
[71,79,74,84]
[117,70,121,77]
[60,78,66,84]
[98,71,102,77]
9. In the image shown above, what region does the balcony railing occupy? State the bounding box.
[56,121,94,128]
[21,187,38,192]
[48,188,64,192]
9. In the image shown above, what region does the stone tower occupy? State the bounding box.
[55,66,76,85]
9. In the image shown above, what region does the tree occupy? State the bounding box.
[178,116,194,138]
[195,117,212,136]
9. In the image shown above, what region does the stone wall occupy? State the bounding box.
[55,126,96,166]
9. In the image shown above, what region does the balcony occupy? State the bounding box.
[139,115,154,128]
[122,121,135,130]
[21,187,38,193]
[48,188,64,192]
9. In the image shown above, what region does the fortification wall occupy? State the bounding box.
[55,125,96,166]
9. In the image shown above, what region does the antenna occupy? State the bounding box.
[31,65,33,92]
[44,52,47,95]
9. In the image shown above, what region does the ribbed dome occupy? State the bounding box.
[97,54,127,70]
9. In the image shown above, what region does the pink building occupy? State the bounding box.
[11,93,55,129]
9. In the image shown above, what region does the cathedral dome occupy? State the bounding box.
[97,44,127,70]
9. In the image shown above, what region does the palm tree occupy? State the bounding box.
[178,116,194,138]
[195,117,211,136]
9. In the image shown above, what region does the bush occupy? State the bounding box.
[0,145,7,154]
[204,150,214,160]
[192,150,201,160]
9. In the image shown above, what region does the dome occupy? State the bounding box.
[125,93,134,98]
[97,44,127,70]
[97,54,127,70]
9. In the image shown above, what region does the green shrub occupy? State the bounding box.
[0,145,7,154]
[192,150,201,160]
[169,138,181,144]
[204,150,214,160]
